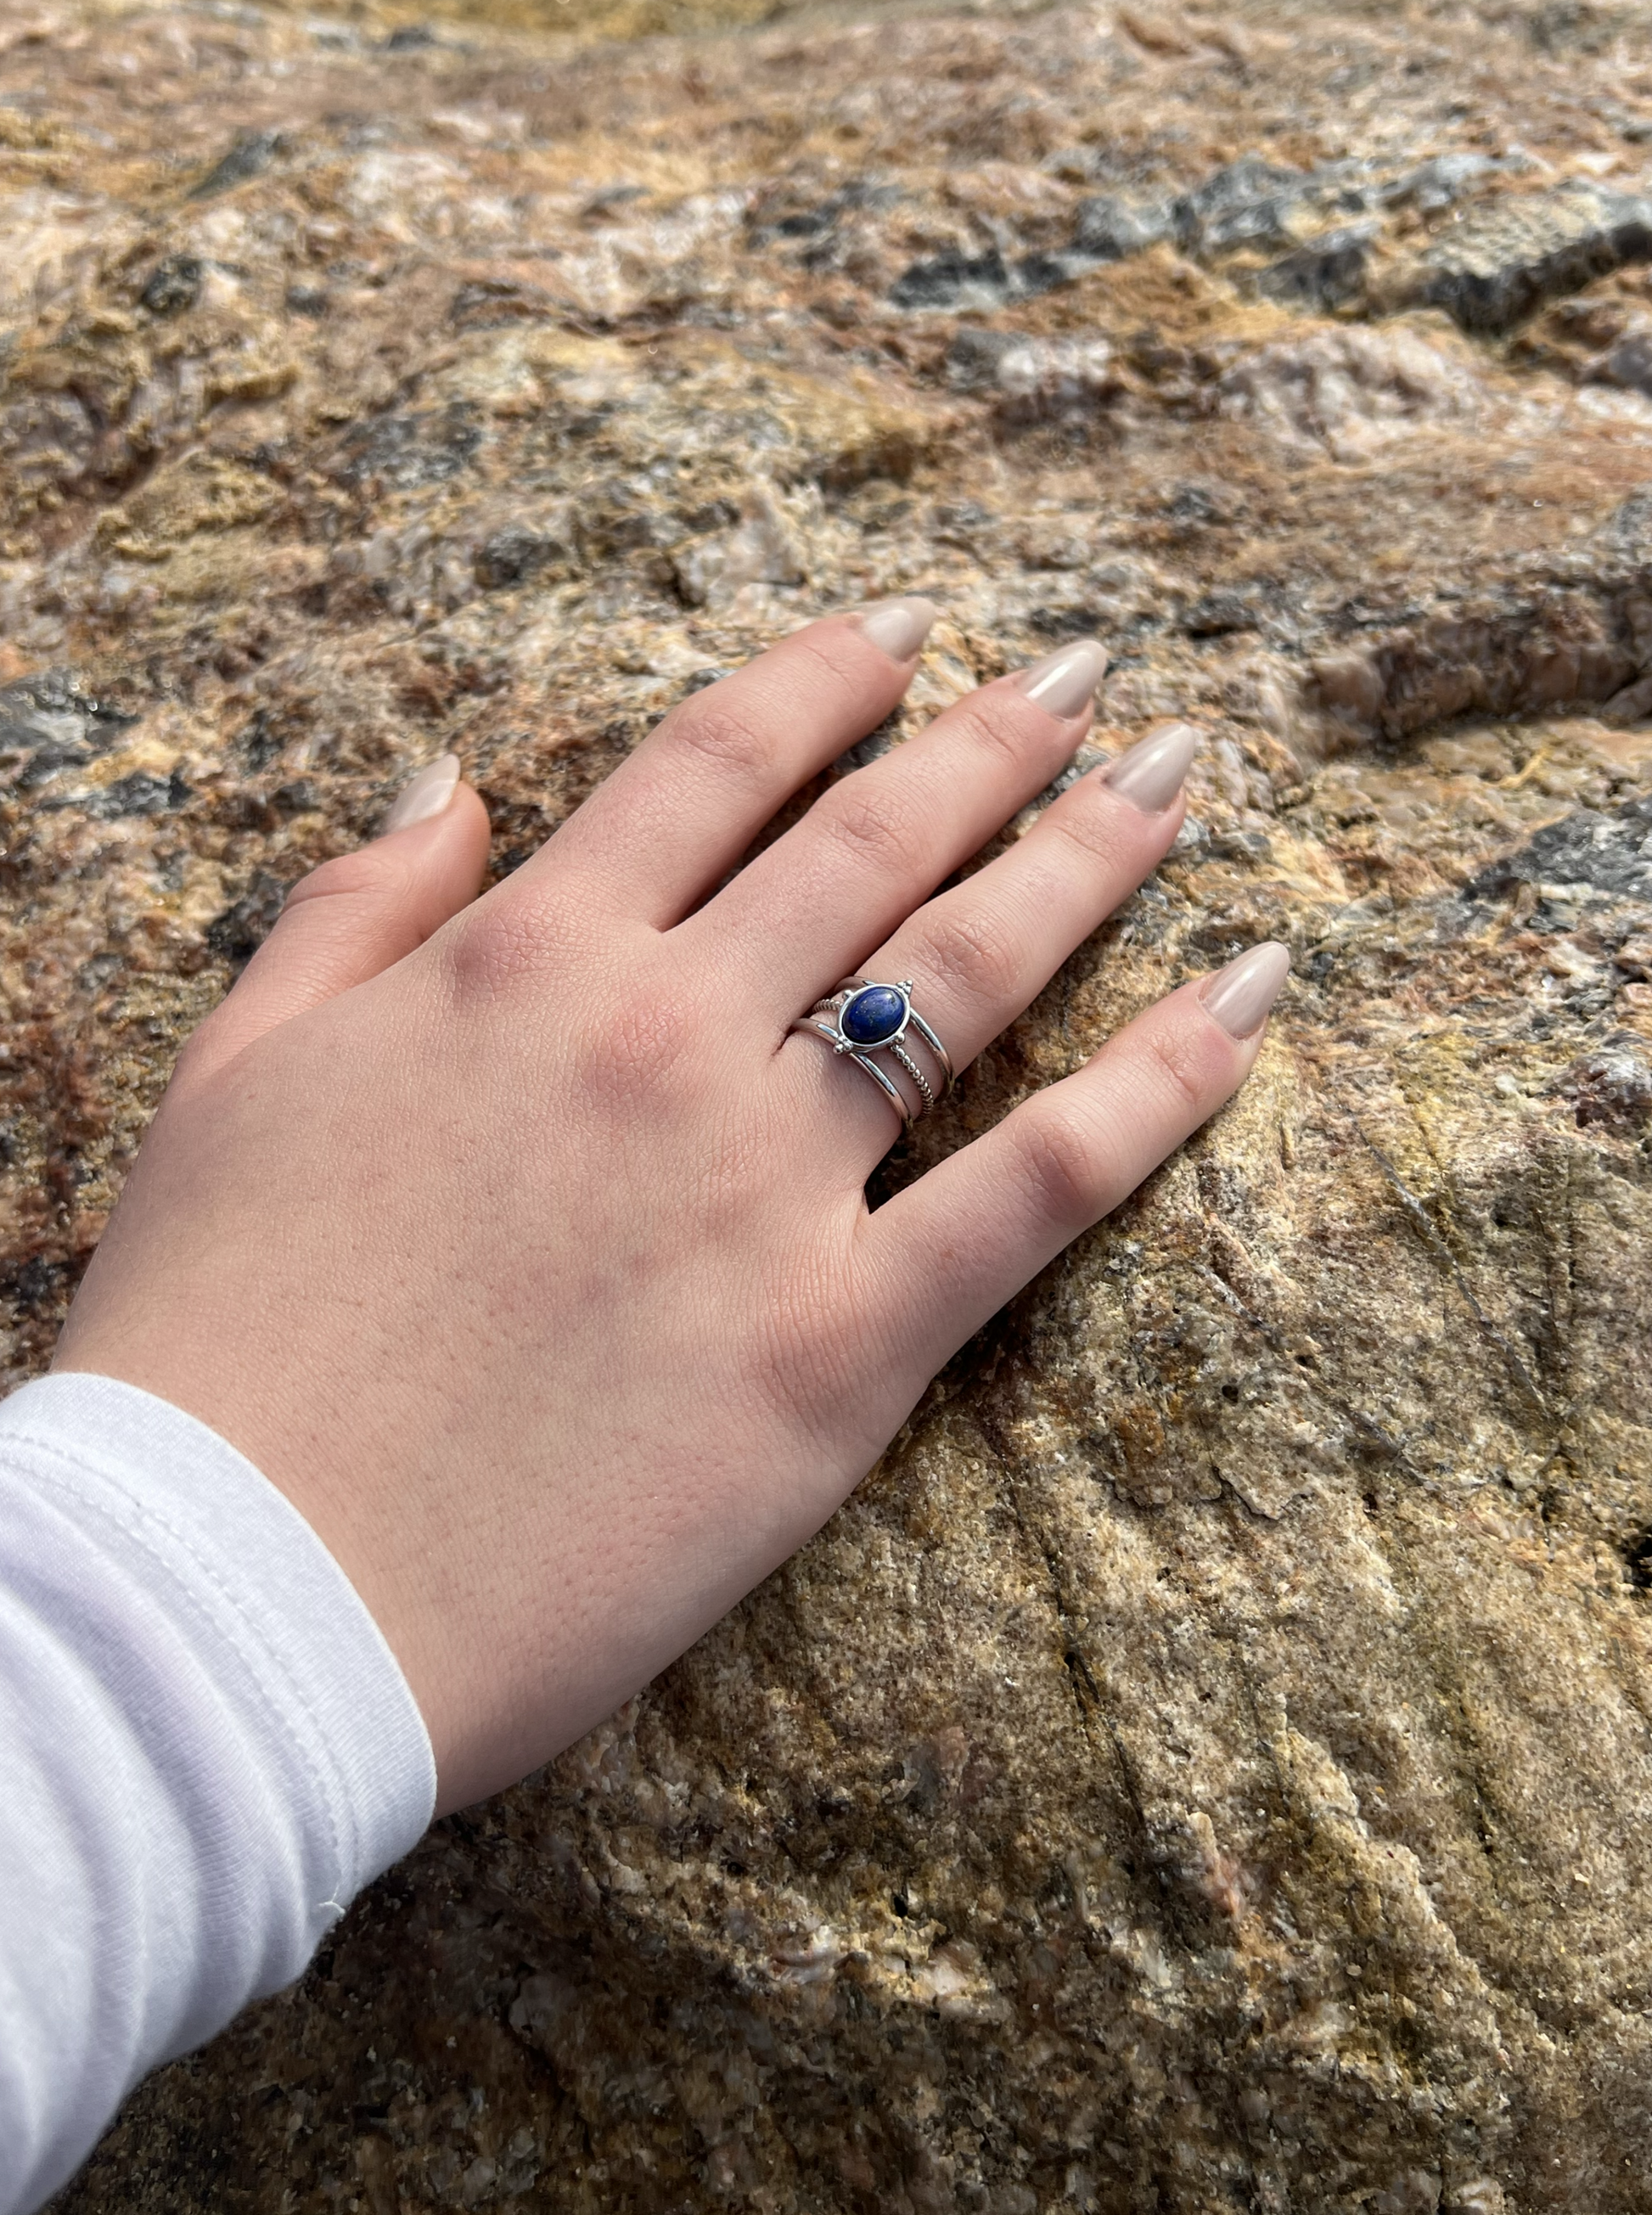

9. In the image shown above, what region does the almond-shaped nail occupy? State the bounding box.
[1100,718,1203,813]
[1011,638,1109,719]
[855,595,939,662]
[379,751,461,835]
[1200,942,1290,1039]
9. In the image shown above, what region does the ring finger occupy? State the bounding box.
[784,719,1205,1153]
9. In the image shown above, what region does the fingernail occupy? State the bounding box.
[854,595,939,661]
[379,752,461,835]
[1010,638,1109,719]
[1200,942,1291,1040]
[1099,718,1203,813]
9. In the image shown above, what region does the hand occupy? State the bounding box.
[53,601,1287,1813]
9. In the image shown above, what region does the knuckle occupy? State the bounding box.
[818,775,924,875]
[918,904,1021,1007]
[950,695,1049,771]
[442,888,586,1001]
[786,627,869,708]
[1139,1021,1208,1117]
[1044,784,1131,868]
[1007,1100,1101,1229]
[661,697,774,785]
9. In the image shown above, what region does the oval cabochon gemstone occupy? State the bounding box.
[841,984,907,1047]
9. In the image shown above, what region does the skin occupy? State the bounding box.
[54,609,1278,1814]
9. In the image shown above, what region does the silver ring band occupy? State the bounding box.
[789,976,954,1126]
[794,1015,914,1123]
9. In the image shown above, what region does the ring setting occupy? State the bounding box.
[790,976,954,1126]
[838,982,910,1051]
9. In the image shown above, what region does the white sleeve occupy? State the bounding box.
[0,1371,436,2215]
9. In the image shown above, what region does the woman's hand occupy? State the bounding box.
[53,601,1286,1813]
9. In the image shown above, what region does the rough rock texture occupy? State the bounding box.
[8,0,1652,2207]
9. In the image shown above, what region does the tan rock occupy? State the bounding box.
[3,2,1649,2210]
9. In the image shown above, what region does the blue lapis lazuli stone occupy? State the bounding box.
[841,985,905,1047]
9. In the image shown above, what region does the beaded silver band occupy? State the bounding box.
[789,976,954,1127]
[889,1041,935,1111]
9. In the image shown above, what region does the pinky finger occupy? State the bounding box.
[859,942,1290,1370]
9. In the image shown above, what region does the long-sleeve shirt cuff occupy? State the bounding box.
[0,1369,436,2215]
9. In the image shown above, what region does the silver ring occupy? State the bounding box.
[789,976,954,1126]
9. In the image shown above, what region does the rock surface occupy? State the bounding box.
[5,0,1652,2208]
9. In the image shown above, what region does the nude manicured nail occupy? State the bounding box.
[855,595,939,661]
[1200,941,1291,1039]
[1011,638,1109,719]
[1100,718,1203,813]
[379,752,461,835]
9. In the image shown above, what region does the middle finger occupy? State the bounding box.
[679,638,1110,1005]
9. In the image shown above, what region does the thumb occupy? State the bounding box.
[175,754,491,1097]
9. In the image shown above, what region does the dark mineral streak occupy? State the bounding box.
[6,0,1652,2208]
